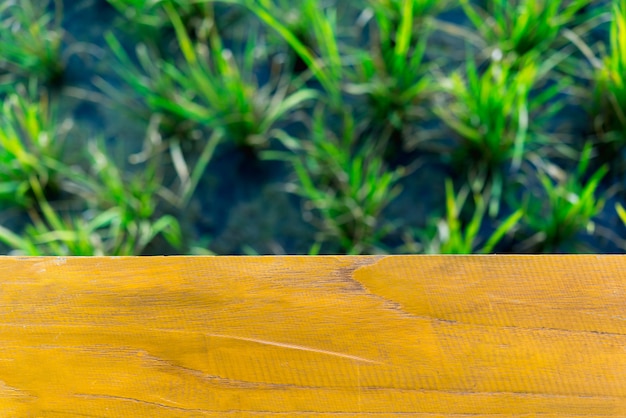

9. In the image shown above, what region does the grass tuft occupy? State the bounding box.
[0,0,65,85]
[270,108,404,254]
[519,143,607,252]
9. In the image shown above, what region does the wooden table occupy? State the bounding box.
[1,256,624,416]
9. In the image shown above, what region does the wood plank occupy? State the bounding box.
[0,255,624,416]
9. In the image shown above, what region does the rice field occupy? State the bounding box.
[0,0,623,255]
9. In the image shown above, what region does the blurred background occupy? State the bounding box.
[0,0,624,255]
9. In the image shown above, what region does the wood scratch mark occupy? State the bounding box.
[0,380,35,398]
[207,333,383,364]
[74,393,209,412]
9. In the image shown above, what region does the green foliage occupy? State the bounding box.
[593,0,626,144]
[404,178,523,254]
[107,0,199,30]
[0,0,64,84]
[0,85,68,207]
[105,0,221,46]
[271,109,404,254]
[0,141,181,256]
[75,140,182,254]
[369,0,449,25]
[104,4,317,149]
[520,143,608,252]
[615,201,626,251]
[100,33,195,137]
[346,0,434,150]
[0,178,119,256]
[434,53,570,215]
[616,202,626,232]
[436,57,539,171]
[0,0,621,255]
[0,189,181,256]
[461,0,588,61]
[243,0,345,106]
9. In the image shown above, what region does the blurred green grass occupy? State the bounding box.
[0,0,623,255]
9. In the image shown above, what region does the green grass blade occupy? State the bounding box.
[163,3,197,65]
[616,202,626,225]
[393,0,414,74]
[480,209,523,254]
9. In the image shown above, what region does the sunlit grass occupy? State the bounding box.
[0,175,181,256]
[104,3,317,150]
[345,0,434,152]
[0,84,71,208]
[268,108,404,254]
[519,143,607,252]
[433,51,573,215]
[437,58,530,170]
[403,178,523,254]
[461,0,589,62]
[593,0,626,149]
[243,0,344,107]
[0,0,620,255]
[2,138,183,256]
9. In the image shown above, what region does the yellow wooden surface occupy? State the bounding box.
[0,255,625,416]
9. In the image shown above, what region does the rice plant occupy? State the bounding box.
[40,139,182,255]
[243,0,439,123]
[0,172,181,256]
[104,4,316,150]
[434,53,570,214]
[100,34,196,138]
[0,182,109,256]
[402,178,522,254]
[520,143,608,252]
[0,84,71,208]
[437,56,547,170]
[592,0,626,151]
[461,0,589,62]
[0,0,65,85]
[435,58,529,216]
[167,3,318,149]
[105,0,228,46]
[345,0,434,152]
[243,0,344,107]
[107,0,197,29]
[0,0,619,256]
[0,178,131,256]
[270,108,404,254]
[249,0,340,75]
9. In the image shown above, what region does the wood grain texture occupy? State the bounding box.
[0,255,625,416]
